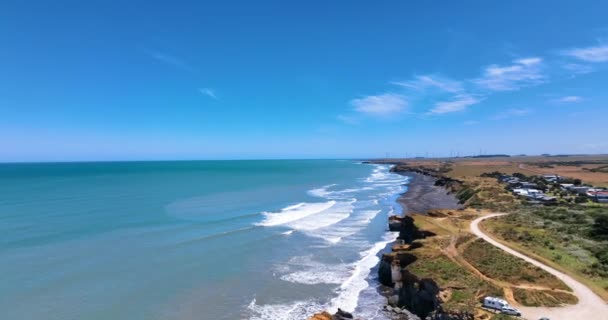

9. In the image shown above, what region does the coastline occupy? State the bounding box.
[310,166,462,320]
[376,169,462,319]
[393,171,461,215]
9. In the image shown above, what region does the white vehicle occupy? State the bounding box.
[483,296,509,310]
[482,296,522,316]
[501,306,522,316]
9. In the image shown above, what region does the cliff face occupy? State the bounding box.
[379,216,440,319]
[398,271,440,319]
[378,175,473,320]
[379,215,473,319]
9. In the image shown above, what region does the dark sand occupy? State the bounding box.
[397,172,461,215]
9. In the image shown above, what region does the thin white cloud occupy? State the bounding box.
[392,75,463,93]
[491,108,531,120]
[561,63,594,75]
[562,45,608,62]
[336,114,359,125]
[198,88,218,99]
[556,95,583,103]
[429,94,481,114]
[144,49,192,71]
[474,57,545,91]
[350,93,407,116]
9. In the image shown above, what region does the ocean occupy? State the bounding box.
[0,160,409,320]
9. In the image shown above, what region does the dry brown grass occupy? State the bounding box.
[513,288,578,307]
[398,155,608,187]
[520,164,608,187]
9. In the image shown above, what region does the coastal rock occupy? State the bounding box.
[309,312,333,320]
[308,309,354,320]
[397,271,441,319]
[388,216,402,231]
[398,215,420,243]
[378,255,393,286]
[391,259,403,289]
[388,294,399,306]
[379,252,418,287]
[334,308,353,319]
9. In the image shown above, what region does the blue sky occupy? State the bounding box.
[1,1,608,161]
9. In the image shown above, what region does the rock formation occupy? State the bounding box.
[308,309,354,320]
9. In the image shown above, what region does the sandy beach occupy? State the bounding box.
[395,171,462,215]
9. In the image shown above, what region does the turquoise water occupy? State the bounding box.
[0,160,408,320]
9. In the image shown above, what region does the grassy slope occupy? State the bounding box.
[407,213,502,315]
[463,238,571,292]
[481,214,608,301]
[404,212,576,316]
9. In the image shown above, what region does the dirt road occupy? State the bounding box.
[471,213,608,320]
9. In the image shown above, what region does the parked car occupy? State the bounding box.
[501,306,522,316]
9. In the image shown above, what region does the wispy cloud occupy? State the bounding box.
[474,57,545,91]
[392,75,463,93]
[198,88,218,99]
[463,120,479,125]
[491,108,531,120]
[429,94,481,114]
[144,49,192,71]
[555,95,583,103]
[350,93,407,116]
[562,45,608,62]
[337,114,359,125]
[561,63,594,75]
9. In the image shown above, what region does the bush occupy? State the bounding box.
[590,214,608,241]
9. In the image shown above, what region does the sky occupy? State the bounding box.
[1,0,608,161]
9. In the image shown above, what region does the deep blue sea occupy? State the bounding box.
[0,160,409,320]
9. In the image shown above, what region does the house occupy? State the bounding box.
[586,190,608,203]
[570,186,591,195]
[520,182,539,189]
[500,175,514,183]
[513,188,541,197]
[506,178,520,185]
[543,174,561,182]
[538,195,557,203]
[560,183,574,190]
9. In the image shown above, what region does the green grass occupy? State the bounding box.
[513,288,578,307]
[481,207,608,301]
[463,238,570,291]
[406,237,502,314]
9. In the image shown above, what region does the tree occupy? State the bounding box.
[591,214,608,241]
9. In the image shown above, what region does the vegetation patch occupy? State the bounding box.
[513,288,578,307]
[462,238,571,291]
[482,207,608,300]
[408,241,502,314]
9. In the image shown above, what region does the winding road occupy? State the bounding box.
[471,213,608,320]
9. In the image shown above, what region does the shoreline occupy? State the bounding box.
[393,171,462,216]
[376,170,462,319]
[311,166,462,320]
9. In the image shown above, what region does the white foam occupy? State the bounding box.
[249,163,409,319]
[247,298,324,320]
[306,209,381,244]
[328,232,398,313]
[275,255,349,286]
[256,201,337,227]
[287,201,353,231]
[307,184,337,198]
